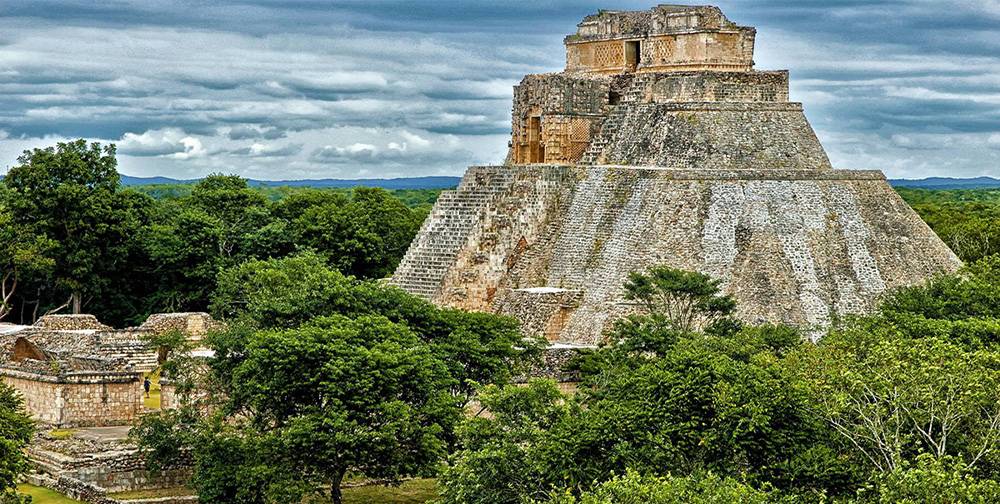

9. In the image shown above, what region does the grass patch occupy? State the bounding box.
[144,371,161,409]
[305,479,438,504]
[16,484,82,504]
[144,389,161,409]
[109,487,194,500]
[341,479,438,504]
[48,429,75,440]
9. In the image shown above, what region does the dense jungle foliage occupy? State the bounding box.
[897,187,1000,263]
[9,141,1000,504]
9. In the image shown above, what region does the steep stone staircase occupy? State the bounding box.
[389,167,516,300]
[578,75,654,165]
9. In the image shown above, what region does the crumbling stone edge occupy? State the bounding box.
[26,473,197,504]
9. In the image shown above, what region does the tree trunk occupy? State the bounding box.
[331,471,345,504]
[72,291,81,314]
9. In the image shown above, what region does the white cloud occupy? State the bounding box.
[118,129,193,157]
[172,137,206,160]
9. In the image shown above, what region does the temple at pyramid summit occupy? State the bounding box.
[390,5,961,344]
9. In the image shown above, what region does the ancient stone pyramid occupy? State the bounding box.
[391,5,961,344]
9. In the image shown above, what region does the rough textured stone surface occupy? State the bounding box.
[565,6,756,74]
[139,312,223,340]
[35,315,111,331]
[393,166,961,344]
[391,5,962,344]
[3,371,142,427]
[28,439,195,503]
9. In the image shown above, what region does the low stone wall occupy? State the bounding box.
[30,444,195,493]
[139,313,223,342]
[27,473,197,504]
[2,368,142,427]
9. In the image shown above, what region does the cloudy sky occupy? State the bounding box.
[1,0,999,180]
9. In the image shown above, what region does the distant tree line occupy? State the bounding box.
[129,181,442,214]
[0,140,437,326]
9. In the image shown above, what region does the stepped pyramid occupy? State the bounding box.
[390,5,961,343]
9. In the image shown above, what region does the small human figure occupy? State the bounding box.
[144,376,151,398]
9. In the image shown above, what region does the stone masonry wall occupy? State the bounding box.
[646,71,789,103]
[496,288,583,341]
[2,370,142,426]
[590,103,832,170]
[393,164,962,344]
[565,6,755,74]
[431,165,577,310]
[140,312,223,339]
[510,74,610,164]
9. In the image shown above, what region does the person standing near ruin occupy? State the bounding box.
[144,376,151,398]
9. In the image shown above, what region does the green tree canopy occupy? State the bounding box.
[1,139,151,314]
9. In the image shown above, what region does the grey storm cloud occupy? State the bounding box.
[1,0,999,179]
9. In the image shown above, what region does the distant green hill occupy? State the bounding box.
[889,176,1000,189]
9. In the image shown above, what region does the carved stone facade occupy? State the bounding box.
[566,6,755,74]
[391,5,962,344]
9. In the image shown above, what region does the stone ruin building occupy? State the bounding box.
[390,5,962,344]
[0,312,222,504]
[0,312,221,427]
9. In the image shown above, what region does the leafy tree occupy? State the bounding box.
[443,329,838,503]
[210,252,541,406]
[224,315,457,504]
[794,328,1000,474]
[144,211,224,312]
[136,253,541,504]
[136,315,462,504]
[189,174,269,260]
[290,187,422,278]
[1,140,151,315]
[439,379,571,504]
[860,455,1000,504]
[0,383,35,503]
[0,201,54,321]
[622,266,736,332]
